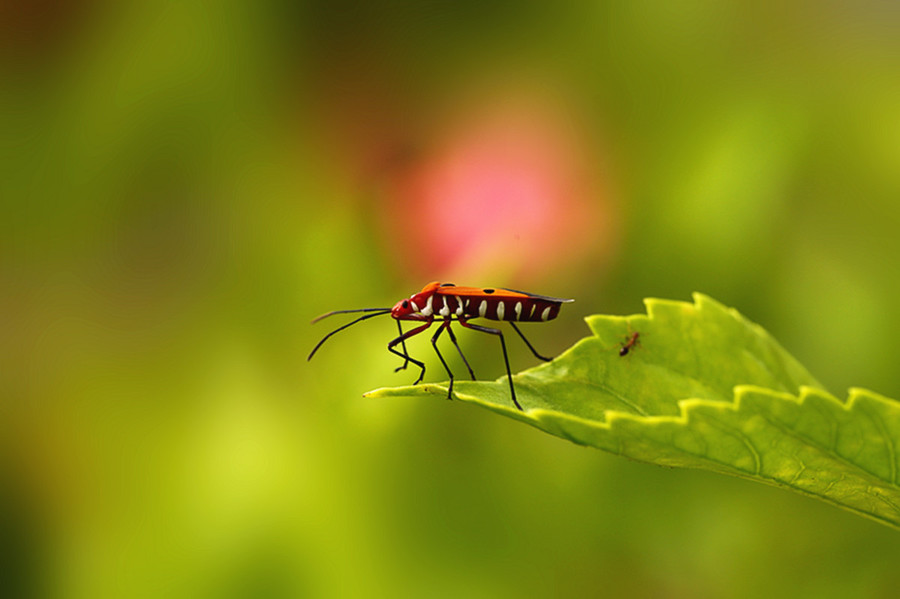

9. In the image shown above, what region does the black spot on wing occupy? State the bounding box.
[501,288,574,303]
[483,288,495,294]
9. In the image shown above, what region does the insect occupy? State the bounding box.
[308,281,574,411]
[619,331,640,356]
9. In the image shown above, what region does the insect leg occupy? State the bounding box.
[458,318,522,411]
[430,319,456,399]
[509,322,553,362]
[387,321,433,385]
[445,321,476,380]
[393,320,413,372]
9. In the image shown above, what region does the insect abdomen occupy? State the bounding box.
[432,293,563,322]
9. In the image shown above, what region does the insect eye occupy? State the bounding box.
[402,300,409,309]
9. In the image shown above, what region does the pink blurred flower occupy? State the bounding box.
[381,91,616,284]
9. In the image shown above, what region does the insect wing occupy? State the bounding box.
[437,285,532,300]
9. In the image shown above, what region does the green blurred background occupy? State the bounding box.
[2,1,900,597]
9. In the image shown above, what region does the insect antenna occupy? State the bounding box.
[308,309,392,360]
[311,307,393,324]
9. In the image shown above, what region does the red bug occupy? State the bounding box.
[308,281,574,411]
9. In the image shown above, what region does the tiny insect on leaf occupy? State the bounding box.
[619,331,640,356]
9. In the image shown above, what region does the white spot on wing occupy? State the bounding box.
[541,306,551,321]
[421,295,433,316]
[410,300,419,312]
[439,303,450,317]
[478,300,487,318]
[514,302,522,320]
[455,296,464,316]
[496,301,505,320]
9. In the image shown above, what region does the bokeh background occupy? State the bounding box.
[3,1,900,597]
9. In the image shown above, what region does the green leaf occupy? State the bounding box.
[367,293,900,530]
